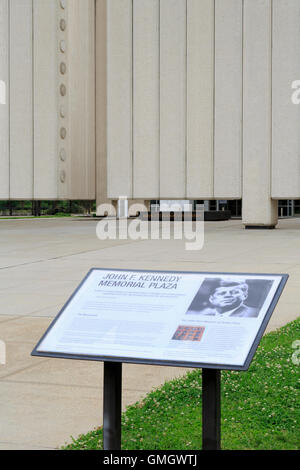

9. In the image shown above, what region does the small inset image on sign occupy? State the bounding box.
[172,326,205,342]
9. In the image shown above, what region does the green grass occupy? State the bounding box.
[62,318,300,450]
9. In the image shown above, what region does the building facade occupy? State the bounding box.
[1,0,300,228]
[0,0,95,201]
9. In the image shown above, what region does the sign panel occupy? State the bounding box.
[32,269,288,370]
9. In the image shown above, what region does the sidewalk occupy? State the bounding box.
[0,217,299,449]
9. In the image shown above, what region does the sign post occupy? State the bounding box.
[102,364,222,451]
[202,368,221,450]
[31,268,288,451]
[103,361,122,450]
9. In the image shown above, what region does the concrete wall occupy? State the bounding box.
[0,0,10,199]
[272,0,300,199]
[0,0,95,200]
[105,0,242,201]
[242,0,277,227]
[102,0,300,225]
[1,0,300,227]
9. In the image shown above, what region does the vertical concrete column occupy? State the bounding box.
[57,0,69,200]
[243,0,278,228]
[95,2,146,219]
[33,0,59,199]
[143,200,150,211]
[107,0,133,200]
[10,0,33,199]
[160,0,186,198]
[214,0,242,200]
[128,200,150,217]
[95,0,113,217]
[272,0,300,199]
[0,0,9,199]
[95,0,109,213]
[186,0,214,200]
[67,0,95,200]
[133,0,159,198]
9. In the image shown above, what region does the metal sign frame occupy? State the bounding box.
[31,268,288,450]
[31,268,288,371]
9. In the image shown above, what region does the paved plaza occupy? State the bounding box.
[0,217,299,449]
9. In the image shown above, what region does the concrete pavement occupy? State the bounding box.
[0,217,299,449]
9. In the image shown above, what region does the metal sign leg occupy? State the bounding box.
[202,368,221,450]
[103,361,122,450]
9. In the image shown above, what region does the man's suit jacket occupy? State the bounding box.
[228,304,259,318]
[192,303,259,318]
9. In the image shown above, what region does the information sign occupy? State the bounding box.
[32,269,288,371]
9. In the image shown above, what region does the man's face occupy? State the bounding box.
[209,285,248,309]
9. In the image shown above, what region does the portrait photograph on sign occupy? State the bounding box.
[186,277,273,319]
[32,269,288,370]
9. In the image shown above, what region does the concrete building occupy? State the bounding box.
[1,0,300,228]
[0,0,95,201]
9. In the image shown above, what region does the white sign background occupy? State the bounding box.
[34,269,285,369]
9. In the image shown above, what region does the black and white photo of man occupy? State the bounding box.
[186,277,274,318]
